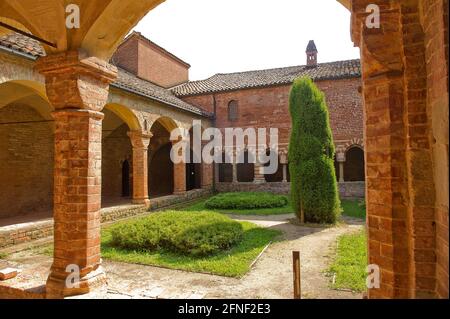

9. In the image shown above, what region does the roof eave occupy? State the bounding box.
[173,73,362,97]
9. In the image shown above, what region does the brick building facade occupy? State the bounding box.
[173,45,365,197]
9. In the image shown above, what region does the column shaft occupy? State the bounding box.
[128,132,151,206]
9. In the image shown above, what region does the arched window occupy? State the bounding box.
[344,147,365,181]
[228,100,239,121]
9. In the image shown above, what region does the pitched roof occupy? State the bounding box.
[0,32,45,57]
[0,32,211,117]
[172,59,361,97]
[113,68,211,117]
[306,40,318,53]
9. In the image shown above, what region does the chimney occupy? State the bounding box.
[306,40,318,67]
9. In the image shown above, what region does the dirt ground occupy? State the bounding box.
[1,214,365,299]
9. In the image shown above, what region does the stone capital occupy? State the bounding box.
[350,1,404,77]
[127,131,153,150]
[35,50,118,111]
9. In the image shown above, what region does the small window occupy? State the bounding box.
[228,100,239,121]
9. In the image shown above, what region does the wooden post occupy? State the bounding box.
[293,251,301,299]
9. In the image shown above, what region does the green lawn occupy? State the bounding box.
[326,230,368,292]
[102,220,281,277]
[183,199,294,216]
[341,199,366,219]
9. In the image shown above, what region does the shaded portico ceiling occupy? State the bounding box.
[337,0,351,9]
[0,0,165,60]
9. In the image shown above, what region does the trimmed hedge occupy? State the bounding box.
[204,192,289,210]
[110,211,244,257]
[288,77,341,224]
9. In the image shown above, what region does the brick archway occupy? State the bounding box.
[0,0,446,299]
[0,80,54,221]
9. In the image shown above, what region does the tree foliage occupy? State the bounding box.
[288,77,341,223]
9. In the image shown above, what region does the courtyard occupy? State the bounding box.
[0,0,447,300]
[0,194,365,299]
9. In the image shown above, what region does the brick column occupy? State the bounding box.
[172,139,187,195]
[36,51,117,298]
[351,0,438,298]
[201,141,213,190]
[201,163,213,190]
[128,131,152,206]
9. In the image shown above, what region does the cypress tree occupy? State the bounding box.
[288,77,341,224]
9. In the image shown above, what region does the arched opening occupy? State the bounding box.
[149,143,174,196]
[344,146,365,182]
[0,81,54,223]
[148,117,178,197]
[264,149,283,182]
[219,151,233,182]
[121,160,131,197]
[186,126,202,191]
[237,150,254,183]
[102,108,133,206]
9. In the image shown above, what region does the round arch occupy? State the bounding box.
[151,116,180,133]
[0,80,52,120]
[104,103,141,131]
[148,117,178,197]
[344,146,365,182]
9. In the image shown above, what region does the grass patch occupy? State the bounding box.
[341,199,366,219]
[102,220,281,277]
[326,230,367,292]
[0,252,8,259]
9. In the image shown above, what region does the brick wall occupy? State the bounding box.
[112,34,190,88]
[111,37,139,75]
[182,77,363,150]
[0,104,53,219]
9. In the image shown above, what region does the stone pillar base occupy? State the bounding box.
[132,198,150,207]
[253,179,265,184]
[45,266,106,299]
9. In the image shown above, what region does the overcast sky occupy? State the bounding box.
[134,0,360,81]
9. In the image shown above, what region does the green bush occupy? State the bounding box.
[204,192,288,210]
[110,211,244,257]
[288,77,341,224]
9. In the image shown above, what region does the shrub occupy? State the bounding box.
[288,77,341,224]
[204,192,288,210]
[110,211,244,256]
